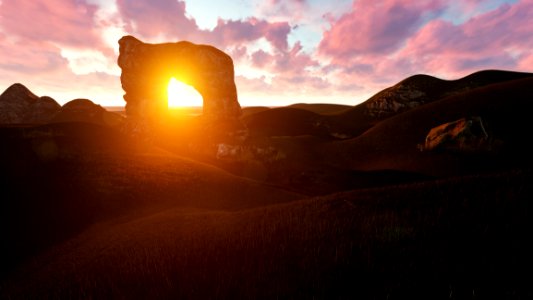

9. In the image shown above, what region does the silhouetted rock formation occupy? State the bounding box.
[0,83,61,124]
[51,99,124,128]
[117,35,242,124]
[421,117,492,152]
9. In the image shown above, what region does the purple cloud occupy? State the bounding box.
[0,0,101,48]
[116,0,199,40]
[319,0,446,59]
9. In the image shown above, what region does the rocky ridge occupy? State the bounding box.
[364,70,533,118]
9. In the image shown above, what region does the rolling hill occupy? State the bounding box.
[3,169,531,299]
[288,103,352,114]
[354,69,533,119]
[0,122,302,278]
[241,70,533,140]
[321,76,533,176]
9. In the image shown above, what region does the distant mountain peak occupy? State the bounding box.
[0,83,39,105]
[0,83,60,124]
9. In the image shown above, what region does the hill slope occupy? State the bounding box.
[357,69,533,118]
[242,70,533,140]
[322,76,533,176]
[0,122,302,277]
[3,169,531,299]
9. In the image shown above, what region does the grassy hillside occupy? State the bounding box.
[1,70,532,299]
[242,107,329,137]
[0,123,302,278]
[322,77,533,176]
[241,106,271,117]
[2,169,531,299]
[350,69,533,116]
[329,70,533,137]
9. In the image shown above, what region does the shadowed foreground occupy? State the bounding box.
[2,165,531,299]
[1,70,532,298]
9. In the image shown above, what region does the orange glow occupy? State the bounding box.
[167,77,203,108]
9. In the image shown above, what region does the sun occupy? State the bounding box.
[167,77,203,108]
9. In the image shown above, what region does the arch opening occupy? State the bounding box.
[167,77,203,109]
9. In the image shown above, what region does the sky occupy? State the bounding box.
[1,0,532,107]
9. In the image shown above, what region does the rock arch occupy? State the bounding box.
[117,36,242,123]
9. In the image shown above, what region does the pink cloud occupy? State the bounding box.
[258,0,308,22]
[319,0,446,60]
[115,0,292,52]
[273,42,319,73]
[245,41,327,100]
[210,18,291,51]
[262,21,292,51]
[116,0,199,40]
[251,42,318,74]
[317,0,533,99]
[518,54,533,70]
[229,46,248,61]
[251,50,273,68]
[0,0,101,48]
[398,1,533,75]
[235,75,272,95]
[0,41,122,105]
[0,36,68,74]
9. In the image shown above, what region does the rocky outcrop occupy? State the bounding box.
[365,83,426,118]
[364,75,441,118]
[420,117,491,152]
[364,71,533,119]
[117,35,242,124]
[0,83,61,124]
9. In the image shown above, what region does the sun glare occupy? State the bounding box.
[167,77,203,108]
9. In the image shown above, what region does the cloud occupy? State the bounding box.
[251,50,273,68]
[250,42,318,73]
[398,0,533,75]
[0,0,306,106]
[257,0,309,22]
[317,0,533,98]
[319,0,446,60]
[0,0,119,79]
[0,0,121,105]
[235,75,272,94]
[210,18,291,51]
[2,0,532,107]
[115,0,292,52]
[0,45,123,105]
[0,0,102,48]
[228,45,249,61]
[0,37,67,74]
[116,0,198,40]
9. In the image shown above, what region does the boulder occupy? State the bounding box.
[117,36,242,124]
[421,116,491,152]
[0,83,61,124]
[51,99,124,128]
